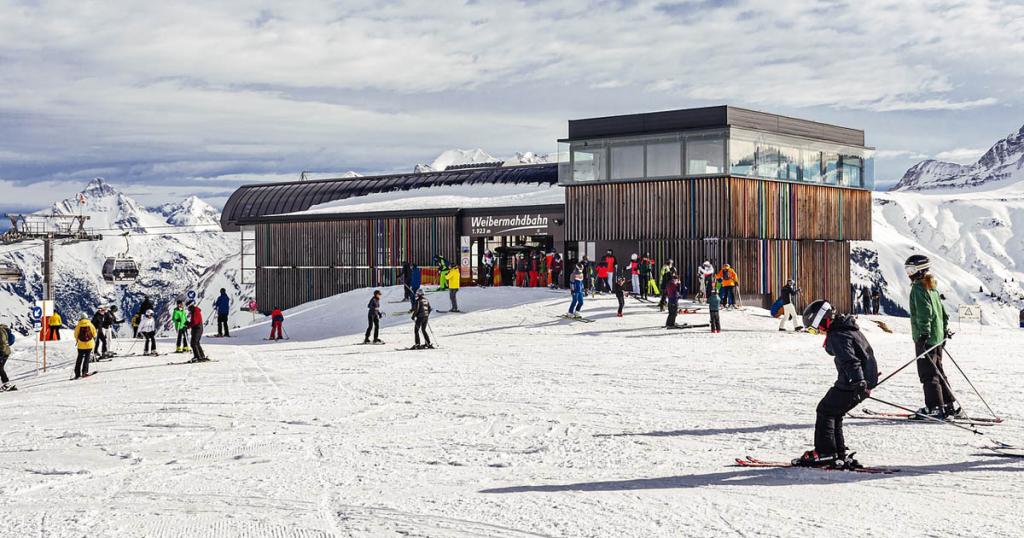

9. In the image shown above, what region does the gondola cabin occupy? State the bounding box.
[102,257,140,284]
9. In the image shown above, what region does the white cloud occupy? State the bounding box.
[934,147,987,164]
[0,0,1021,200]
[874,150,930,160]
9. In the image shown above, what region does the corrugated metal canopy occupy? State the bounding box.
[221,163,558,231]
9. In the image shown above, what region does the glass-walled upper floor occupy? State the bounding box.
[558,127,874,189]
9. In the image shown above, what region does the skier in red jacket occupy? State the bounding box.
[269,308,285,340]
[187,301,209,362]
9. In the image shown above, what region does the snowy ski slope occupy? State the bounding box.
[2,287,1023,537]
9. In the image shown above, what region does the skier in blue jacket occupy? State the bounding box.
[568,265,585,318]
[213,288,231,337]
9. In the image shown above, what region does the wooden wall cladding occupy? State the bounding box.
[255,217,456,311]
[566,177,871,242]
[638,238,852,311]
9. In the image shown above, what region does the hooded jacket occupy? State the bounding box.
[74,319,97,351]
[446,267,461,290]
[716,266,738,287]
[172,307,188,330]
[824,315,879,391]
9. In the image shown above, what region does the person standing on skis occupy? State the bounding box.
[716,263,739,308]
[640,253,655,300]
[568,265,585,318]
[0,321,14,391]
[411,289,433,349]
[708,289,721,333]
[778,279,803,332]
[906,255,960,419]
[446,265,461,312]
[214,288,231,337]
[603,250,617,293]
[173,300,190,353]
[665,275,681,328]
[613,275,626,317]
[794,300,878,469]
[187,300,209,362]
[269,307,285,341]
[139,309,157,356]
[364,290,384,344]
[658,259,675,311]
[91,307,110,358]
[72,314,97,380]
[700,260,716,299]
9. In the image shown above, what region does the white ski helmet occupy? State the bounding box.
[145,309,154,316]
[904,254,930,278]
[802,300,834,331]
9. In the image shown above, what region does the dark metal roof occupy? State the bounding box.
[564,105,865,147]
[221,163,559,231]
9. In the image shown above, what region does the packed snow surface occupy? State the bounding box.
[2,287,1023,537]
[288,183,564,217]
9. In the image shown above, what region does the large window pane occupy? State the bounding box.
[755,142,781,179]
[610,145,644,179]
[780,146,801,181]
[823,152,839,184]
[572,146,606,182]
[687,137,724,175]
[646,141,681,177]
[729,139,756,176]
[840,155,862,187]
[802,150,822,183]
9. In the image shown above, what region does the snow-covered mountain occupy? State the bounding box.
[891,124,1024,191]
[0,179,252,334]
[414,149,556,173]
[854,123,1024,326]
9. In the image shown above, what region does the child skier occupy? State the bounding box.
[269,307,285,340]
[794,300,879,469]
[411,290,433,349]
[665,275,681,328]
[139,309,158,356]
[568,265,585,319]
[613,275,626,317]
[364,290,384,344]
[173,300,190,353]
[708,289,721,333]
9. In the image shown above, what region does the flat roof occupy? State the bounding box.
[563,105,865,147]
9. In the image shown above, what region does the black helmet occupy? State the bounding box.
[904,254,930,278]
[802,300,835,331]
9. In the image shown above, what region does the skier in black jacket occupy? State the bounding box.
[411,290,433,349]
[91,307,110,358]
[778,279,803,332]
[364,290,384,344]
[613,276,626,317]
[794,300,879,469]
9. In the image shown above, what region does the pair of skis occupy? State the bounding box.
[556,314,595,323]
[849,408,1003,427]
[665,323,711,330]
[734,455,897,474]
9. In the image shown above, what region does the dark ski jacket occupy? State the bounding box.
[368,297,381,319]
[640,258,653,278]
[91,312,106,331]
[824,315,879,391]
[613,280,625,299]
[666,281,680,302]
[516,257,529,273]
[138,299,154,318]
[412,296,432,320]
[780,284,799,306]
[214,292,230,315]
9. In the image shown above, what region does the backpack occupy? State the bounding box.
[77,325,94,343]
[0,325,11,358]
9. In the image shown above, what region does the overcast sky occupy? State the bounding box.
[2,0,1023,212]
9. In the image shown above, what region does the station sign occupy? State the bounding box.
[463,211,563,238]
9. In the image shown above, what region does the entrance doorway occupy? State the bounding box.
[471,235,555,286]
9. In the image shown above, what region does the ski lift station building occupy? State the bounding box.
[222,106,874,313]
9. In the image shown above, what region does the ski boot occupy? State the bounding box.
[779,328,787,332]
[412,344,422,350]
[616,312,623,317]
[910,407,944,420]
[944,403,966,419]
[0,383,16,392]
[424,343,435,349]
[792,450,839,467]
[372,339,384,345]
[794,326,804,332]
[835,452,863,470]
[362,338,371,344]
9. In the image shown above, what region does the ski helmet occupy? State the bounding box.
[416,289,425,297]
[631,253,638,260]
[145,309,154,316]
[904,254,930,278]
[802,300,834,331]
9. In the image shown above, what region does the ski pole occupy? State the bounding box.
[873,339,948,389]
[943,346,1000,420]
[866,395,1013,448]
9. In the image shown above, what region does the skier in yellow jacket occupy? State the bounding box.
[72,314,97,380]
[446,266,461,312]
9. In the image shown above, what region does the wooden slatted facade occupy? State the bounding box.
[255,217,457,312]
[568,177,870,311]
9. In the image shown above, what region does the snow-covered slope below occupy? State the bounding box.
[0,179,252,333]
[3,287,1023,536]
[853,184,1024,326]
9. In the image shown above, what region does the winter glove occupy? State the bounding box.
[944,329,954,340]
[855,380,871,398]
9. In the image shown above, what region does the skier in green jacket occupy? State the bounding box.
[905,255,960,419]
[172,300,190,353]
